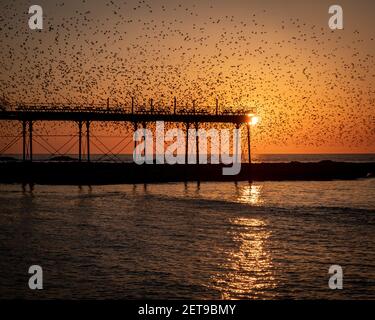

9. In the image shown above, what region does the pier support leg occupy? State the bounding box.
[246,124,252,182]
[133,122,138,157]
[78,120,82,162]
[29,120,33,162]
[195,122,199,164]
[174,97,177,114]
[22,121,26,162]
[86,120,90,162]
[131,97,134,114]
[143,122,147,158]
[185,122,189,164]
[247,124,251,164]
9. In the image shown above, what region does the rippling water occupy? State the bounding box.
[0,178,374,299]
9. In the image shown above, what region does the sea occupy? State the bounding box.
[0,154,374,299]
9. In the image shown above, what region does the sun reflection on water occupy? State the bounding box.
[237,184,264,206]
[211,217,277,299]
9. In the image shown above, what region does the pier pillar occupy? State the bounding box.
[133,122,138,156]
[247,124,251,164]
[185,122,189,164]
[216,98,219,115]
[86,120,90,162]
[78,120,82,162]
[174,97,177,114]
[142,122,147,158]
[195,122,199,164]
[22,120,26,162]
[131,97,134,114]
[235,123,241,165]
[29,120,33,162]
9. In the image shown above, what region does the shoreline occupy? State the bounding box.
[0,161,374,185]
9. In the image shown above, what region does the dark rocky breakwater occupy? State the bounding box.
[0,161,374,185]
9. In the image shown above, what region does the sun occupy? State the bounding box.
[248,115,259,126]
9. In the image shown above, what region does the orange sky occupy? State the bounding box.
[0,0,374,155]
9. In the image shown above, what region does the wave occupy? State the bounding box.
[135,192,375,217]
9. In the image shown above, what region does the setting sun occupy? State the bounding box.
[248,116,260,126]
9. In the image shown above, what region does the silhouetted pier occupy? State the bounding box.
[0,100,255,163]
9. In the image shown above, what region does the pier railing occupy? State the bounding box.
[9,103,255,117]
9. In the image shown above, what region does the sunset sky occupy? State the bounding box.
[0,0,374,154]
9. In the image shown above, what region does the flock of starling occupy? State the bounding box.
[0,0,374,151]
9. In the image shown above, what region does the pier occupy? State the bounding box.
[0,99,255,164]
